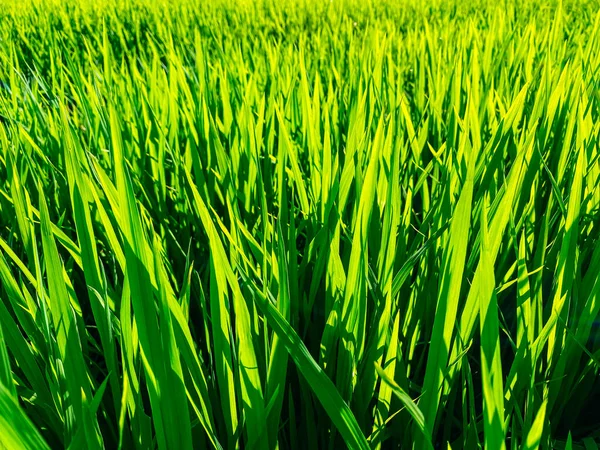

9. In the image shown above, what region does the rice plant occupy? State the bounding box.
[0,0,599,448]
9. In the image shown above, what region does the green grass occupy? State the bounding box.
[0,0,600,448]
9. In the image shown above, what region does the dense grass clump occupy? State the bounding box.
[1,0,600,448]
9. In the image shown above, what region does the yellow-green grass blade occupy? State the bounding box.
[111,104,193,450]
[39,184,103,449]
[418,143,475,441]
[185,169,266,449]
[478,197,506,450]
[0,383,50,450]
[243,275,369,450]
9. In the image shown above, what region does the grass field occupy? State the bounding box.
[1,0,600,448]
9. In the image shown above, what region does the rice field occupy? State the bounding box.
[0,0,600,448]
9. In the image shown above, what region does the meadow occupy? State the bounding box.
[0,0,599,448]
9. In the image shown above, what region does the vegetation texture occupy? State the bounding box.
[1,0,600,448]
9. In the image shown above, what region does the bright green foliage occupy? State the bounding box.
[0,0,599,449]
